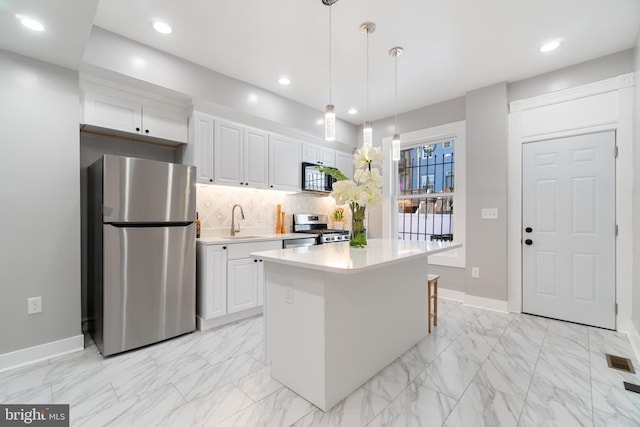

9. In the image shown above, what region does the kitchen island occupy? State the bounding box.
[251,239,462,411]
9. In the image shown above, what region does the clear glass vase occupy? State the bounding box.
[350,203,367,247]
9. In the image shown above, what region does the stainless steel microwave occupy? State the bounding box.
[301,162,337,193]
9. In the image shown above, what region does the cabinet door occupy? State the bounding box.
[83,91,142,134]
[319,147,336,167]
[302,143,321,164]
[196,245,227,320]
[186,112,215,183]
[215,121,244,186]
[227,258,258,313]
[244,127,269,188]
[269,134,301,191]
[335,151,353,179]
[142,105,188,143]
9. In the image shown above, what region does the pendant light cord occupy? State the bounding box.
[394,52,398,133]
[328,5,332,105]
[366,29,370,124]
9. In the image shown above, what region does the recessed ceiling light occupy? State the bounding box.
[540,39,561,53]
[153,21,172,34]
[248,93,258,103]
[16,14,44,32]
[316,119,324,125]
[348,108,358,115]
[278,77,291,86]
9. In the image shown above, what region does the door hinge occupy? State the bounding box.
[615,303,618,314]
[615,224,619,237]
[614,146,618,158]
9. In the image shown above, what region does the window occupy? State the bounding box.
[398,139,455,241]
[389,121,466,268]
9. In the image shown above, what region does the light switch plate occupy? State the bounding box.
[471,267,480,278]
[481,208,498,219]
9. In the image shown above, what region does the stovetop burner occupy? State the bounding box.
[292,213,349,244]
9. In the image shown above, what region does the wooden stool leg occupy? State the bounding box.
[427,279,432,333]
[433,278,438,326]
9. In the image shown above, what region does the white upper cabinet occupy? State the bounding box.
[335,151,354,179]
[269,134,301,191]
[302,143,335,167]
[81,86,188,145]
[244,127,269,188]
[184,112,215,183]
[214,120,268,188]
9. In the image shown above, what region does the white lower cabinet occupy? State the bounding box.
[196,244,227,320]
[197,240,281,330]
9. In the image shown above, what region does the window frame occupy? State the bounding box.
[383,120,466,268]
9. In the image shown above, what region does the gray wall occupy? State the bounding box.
[508,49,634,102]
[79,133,177,320]
[633,33,640,333]
[369,49,635,301]
[0,50,81,354]
[82,27,358,150]
[464,83,509,300]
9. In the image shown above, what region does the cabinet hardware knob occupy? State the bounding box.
[145,129,150,134]
[222,246,227,249]
[136,127,140,132]
[270,185,274,188]
[259,260,263,262]
[209,179,213,182]
[525,227,533,233]
[254,259,258,262]
[525,239,533,245]
[240,182,244,185]
[245,183,249,186]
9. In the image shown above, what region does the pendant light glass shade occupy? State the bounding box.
[392,133,401,161]
[325,104,336,141]
[363,121,373,150]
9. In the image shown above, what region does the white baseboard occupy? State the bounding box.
[438,288,508,313]
[0,334,84,373]
[618,318,640,363]
[464,294,509,313]
[438,288,465,302]
[197,307,263,331]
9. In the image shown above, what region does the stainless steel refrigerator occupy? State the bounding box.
[88,155,196,356]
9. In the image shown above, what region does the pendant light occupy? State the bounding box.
[323,0,339,141]
[360,22,375,151]
[389,46,403,161]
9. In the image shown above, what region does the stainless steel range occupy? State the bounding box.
[292,213,350,244]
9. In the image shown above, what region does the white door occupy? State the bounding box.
[522,131,616,329]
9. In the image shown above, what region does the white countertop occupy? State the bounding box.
[197,233,316,245]
[251,239,462,274]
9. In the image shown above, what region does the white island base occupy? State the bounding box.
[256,239,461,411]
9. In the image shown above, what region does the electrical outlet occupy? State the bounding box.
[481,208,498,219]
[471,267,480,278]
[284,287,293,304]
[28,296,42,315]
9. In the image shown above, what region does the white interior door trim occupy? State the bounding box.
[507,73,635,332]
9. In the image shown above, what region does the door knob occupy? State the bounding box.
[525,239,533,245]
[525,227,533,233]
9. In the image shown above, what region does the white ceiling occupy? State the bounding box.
[2,1,639,125]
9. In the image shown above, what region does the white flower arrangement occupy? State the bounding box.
[330,146,383,208]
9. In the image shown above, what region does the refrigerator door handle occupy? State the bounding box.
[106,222,193,228]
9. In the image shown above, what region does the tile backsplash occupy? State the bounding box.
[196,185,340,234]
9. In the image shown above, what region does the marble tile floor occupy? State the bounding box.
[1,299,639,426]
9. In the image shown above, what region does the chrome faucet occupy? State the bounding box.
[231,204,245,236]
